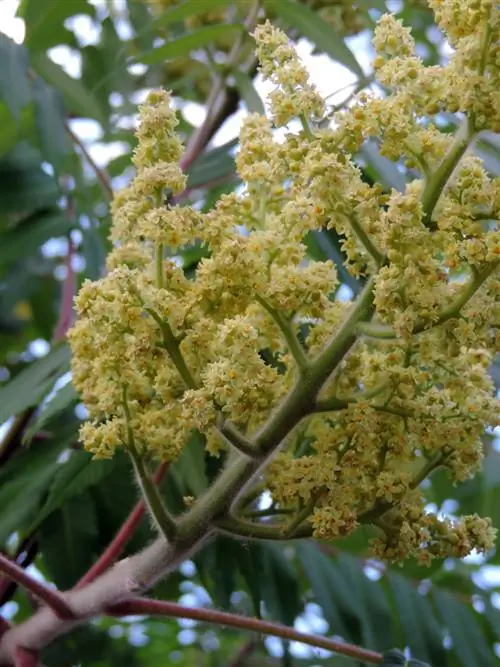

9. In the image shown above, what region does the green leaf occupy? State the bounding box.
[30,52,105,123]
[0,159,59,220]
[187,139,238,190]
[0,343,70,423]
[32,77,69,174]
[0,435,71,544]
[388,573,445,667]
[0,33,32,120]
[260,543,302,626]
[433,589,496,667]
[0,103,19,158]
[136,24,245,65]
[360,141,407,192]
[29,450,115,531]
[19,0,94,51]
[297,542,354,639]
[169,431,208,497]
[230,70,265,115]
[0,210,73,264]
[38,492,100,588]
[23,380,78,444]
[153,0,231,28]
[264,0,364,78]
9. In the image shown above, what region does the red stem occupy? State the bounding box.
[109,597,383,664]
[0,555,73,620]
[52,234,76,344]
[76,463,169,588]
[13,648,39,667]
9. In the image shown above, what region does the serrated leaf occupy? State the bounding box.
[30,52,105,123]
[264,0,363,77]
[24,380,78,444]
[29,450,115,531]
[230,70,265,115]
[136,24,244,65]
[433,590,496,667]
[0,343,70,423]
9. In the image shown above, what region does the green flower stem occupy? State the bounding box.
[122,388,177,542]
[421,119,474,230]
[128,447,178,543]
[299,113,314,140]
[314,378,392,412]
[357,261,498,339]
[215,516,313,541]
[241,507,295,519]
[285,492,322,538]
[347,213,385,266]
[218,420,259,458]
[255,295,310,373]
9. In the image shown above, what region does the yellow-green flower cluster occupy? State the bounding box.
[70,1,499,564]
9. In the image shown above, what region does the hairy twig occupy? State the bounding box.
[76,463,168,588]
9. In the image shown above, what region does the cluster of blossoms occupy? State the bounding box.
[70,0,499,565]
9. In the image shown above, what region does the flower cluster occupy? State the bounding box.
[70,0,499,564]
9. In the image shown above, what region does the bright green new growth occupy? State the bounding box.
[69,0,500,565]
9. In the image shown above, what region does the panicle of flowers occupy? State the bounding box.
[70,0,499,565]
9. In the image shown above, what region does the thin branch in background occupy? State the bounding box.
[0,537,38,608]
[110,597,383,665]
[52,232,76,344]
[65,122,113,200]
[180,0,261,172]
[228,638,259,667]
[0,555,74,620]
[76,463,169,588]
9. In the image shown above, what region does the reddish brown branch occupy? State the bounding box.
[0,555,74,621]
[76,463,169,588]
[0,538,38,608]
[13,648,39,667]
[52,234,76,344]
[110,598,383,664]
[65,123,113,200]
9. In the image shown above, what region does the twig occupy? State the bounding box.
[76,463,168,588]
[227,638,259,667]
[110,597,383,664]
[52,232,76,344]
[0,554,74,620]
[65,122,113,200]
[0,537,38,608]
[180,1,261,172]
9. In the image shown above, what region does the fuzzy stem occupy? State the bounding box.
[76,463,168,588]
[110,597,383,664]
[0,555,74,620]
[122,388,177,542]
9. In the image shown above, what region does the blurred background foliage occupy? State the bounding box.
[0,0,499,665]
